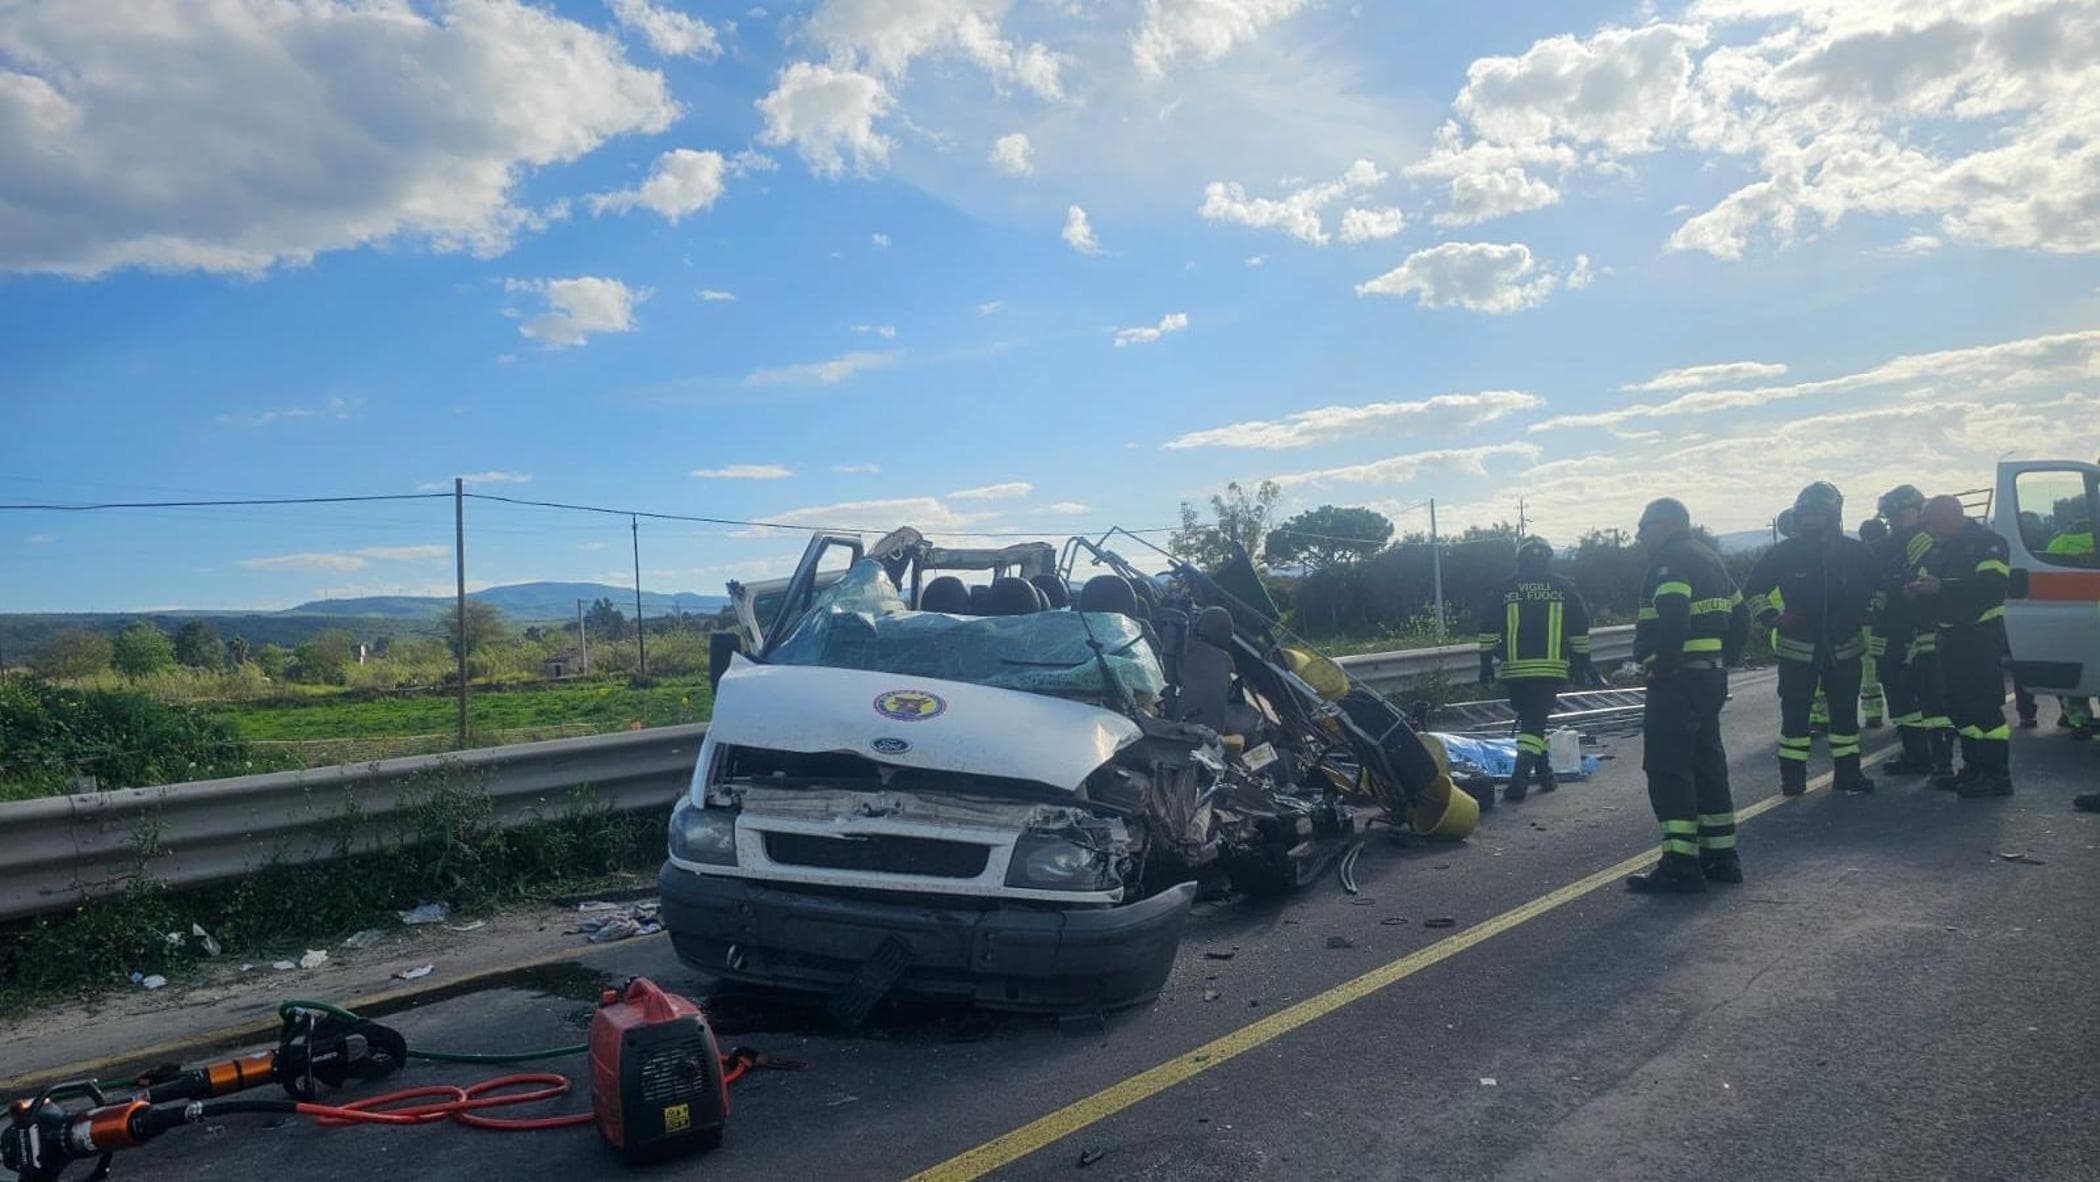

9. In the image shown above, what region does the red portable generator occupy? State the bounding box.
[588,977,729,1164]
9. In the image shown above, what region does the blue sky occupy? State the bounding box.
[3,0,2096,611]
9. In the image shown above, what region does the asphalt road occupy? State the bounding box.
[66,673,2100,1181]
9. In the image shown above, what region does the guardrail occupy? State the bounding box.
[0,627,1637,923]
[1335,624,1636,694]
[0,724,708,923]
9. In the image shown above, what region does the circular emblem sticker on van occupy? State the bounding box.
[873,689,946,722]
[870,737,912,756]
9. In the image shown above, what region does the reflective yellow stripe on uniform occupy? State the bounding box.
[1505,602,1520,663]
[1689,597,1734,615]
[1682,637,1723,652]
[1547,600,1564,664]
[1980,724,2010,741]
[1696,811,1737,849]
[1638,606,1660,620]
[1661,818,1699,856]
[1977,605,2005,623]
[1975,559,2009,576]
[1569,635,1592,654]
[1654,580,1693,599]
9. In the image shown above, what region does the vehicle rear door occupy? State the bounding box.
[1996,460,2100,697]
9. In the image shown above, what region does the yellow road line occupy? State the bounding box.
[910,746,1892,1182]
[0,932,667,1096]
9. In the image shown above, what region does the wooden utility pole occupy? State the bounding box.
[577,598,589,674]
[1429,496,1446,638]
[454,477,469,747]
[631,515,646,676]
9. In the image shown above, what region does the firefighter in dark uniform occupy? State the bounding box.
[1906,495,2015,796]
[1476,537,1594,804]
[1872,484,1955,779]
[1856,517,1889,729]
[1628,498,1751,894]
[1741,482,1879,795]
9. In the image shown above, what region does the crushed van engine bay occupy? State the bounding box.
[660,528,1471,1016]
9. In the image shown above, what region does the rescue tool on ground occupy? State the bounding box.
[2,979,758,1181]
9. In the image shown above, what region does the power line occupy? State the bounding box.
[0,493,452,511]
[462,492,1180,538]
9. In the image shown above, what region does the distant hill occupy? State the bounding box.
[1714,529,1774,555]
[292,581,728,622]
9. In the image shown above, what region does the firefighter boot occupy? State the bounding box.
[1534,758,1559,794]
[1835,754,1875,795]
[1627,852,1708,895]
[1699,849,1744,884]
[1780,758,1808,797]
[1958,738,2013,798]
[1932,734,1976,792]
[1883,727,1933,775]
[1928,730,1957,779]
[1504,753,1531,803]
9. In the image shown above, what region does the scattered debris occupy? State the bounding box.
[398,901,452,925]
[164,931,184,947]
[270,961,297,972]
[445,920,487,933]
[394,964,435,981]
[1078,1148,1106,1168]
[1996,851,2047,865]
[297,949,328,970]
[1324,935,1355,950]
[342,928,388,950]
[142,974,167,990]
[192,923,222,958]
[1423,917,1458,929]
[1380,917,1409,926]
[575,901,623,913]
[1202,989,1221,1002]
[1479,1078,1497,1087]
[570,901,662,943]
[1202,949,1238,960]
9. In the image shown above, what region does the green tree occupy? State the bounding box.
[444,600,507,662]
[226,635,252,667]
[254,643,290,679]
[173,619,225,670]
[110,621,176,680]
[586,597,629,642]
[31,629,113,681]
[1264,505,1393,571]
[291,630,355,685]
[1170,480,1284,570]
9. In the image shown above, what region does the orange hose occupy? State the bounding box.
[299,1073,592,1131]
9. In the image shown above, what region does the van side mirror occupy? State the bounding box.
[2008,568,2030,600]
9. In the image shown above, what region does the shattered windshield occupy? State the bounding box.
[769,559,1165,705]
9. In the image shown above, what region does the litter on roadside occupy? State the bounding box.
[397,901,452,925]
[192,923,222,958]
[342,928,388,949]
[270,961,296,971]
[394,964,435,981]
[445,919,488,933]
[297,949,328,970]
[575,901,622,913]
[129,972,167,990]
[569,901,661,943]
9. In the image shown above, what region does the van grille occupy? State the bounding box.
[763,832,990,878]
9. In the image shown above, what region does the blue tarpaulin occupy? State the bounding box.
[1430,732,1600,783]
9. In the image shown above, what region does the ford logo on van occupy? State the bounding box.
[870,737,912,756]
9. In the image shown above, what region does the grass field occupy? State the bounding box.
[215,675,715,744]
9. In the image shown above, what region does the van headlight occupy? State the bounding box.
[669,799,738,866]
[1004,831,1117,892]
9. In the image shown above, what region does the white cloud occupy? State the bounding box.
[1565,253,1596,290]
[1533,327,2100,433]
[755,61,895,178]
[1245,254,1268,267]
[1132,0,1315,76]
[1198,159,1388,246]
[833,463,883,474]
[507,277,650,347]
[1439,166,1562,227]
[1270,442,1544,489]
[608,0,721,59]
[26,535,55,545]
[976,299,1007,315]
[693,465,795,479]
[803,0,1066,101]
[216,396,364,427]
[744,350,900,385]
[1354,242,1564,313]
[0,0,677,277]
[1337,206,1405,243]
[698,289,738,301]
[871,232,892,248]
[850,324,899,339]
[1622,360,1791,393]
[588,149,728,222]
[1047,501,1090,514]
[761,495,996,531]
[1453,23,1708,156]
[417,471,534,492]
[1164,390,1545,450]
[1063,205,1102,254]
[1114,311,1190,347]
[989,132,1035,176]
[949,482,1035,502]
[240,544,448,572]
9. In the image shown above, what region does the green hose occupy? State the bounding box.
[278,1000,587,1063]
